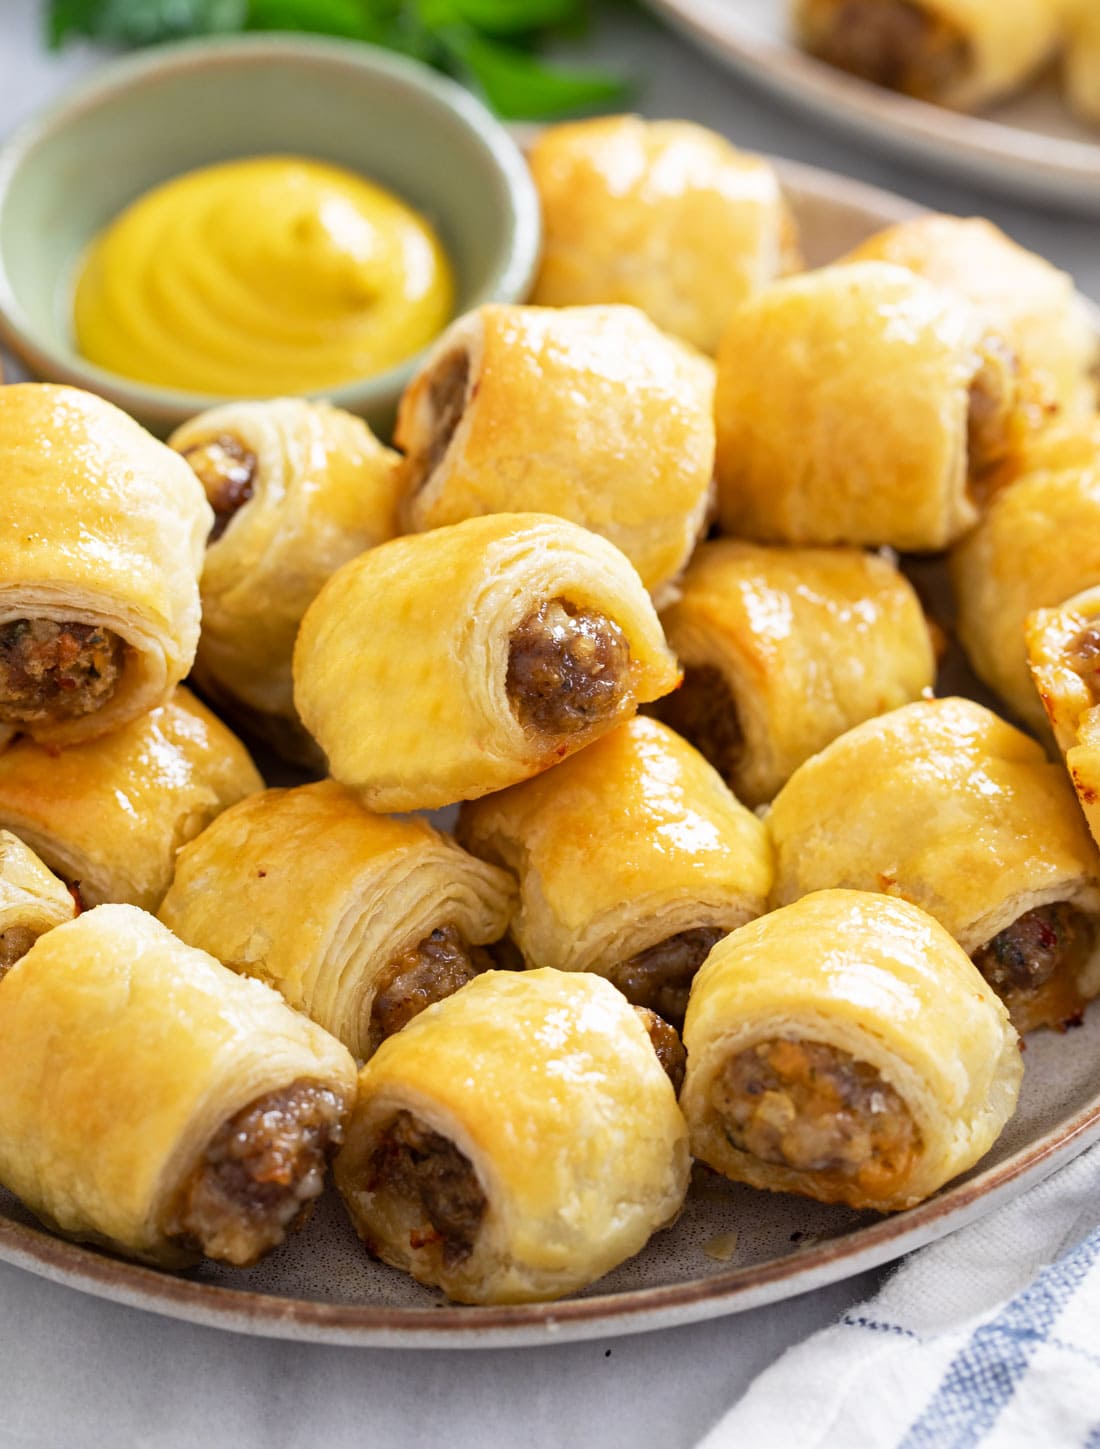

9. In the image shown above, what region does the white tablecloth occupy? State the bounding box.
[0,4,1096,1445]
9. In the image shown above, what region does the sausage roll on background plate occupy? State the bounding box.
[334,968,690,1304]
[951,420,1100,733]
[458,716,772,1027]
[0,687,262,913]
[682,889,1023,1212]
[0,384,212,749]
[654,540,936,807]
[527,116,799,355]
[767,697,1100,1033]
[713,263,1027,551]
[294,514,680,812]
[1064,0,1100,125]
[793,0,1061,111]
[0,831,76,972]
[159,780,516,1060]
[394,304,715,600]
[169,398,401,766]
[0,905,356,1268]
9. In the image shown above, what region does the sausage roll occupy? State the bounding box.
[334,968,690,1304]
[0,831,76,976]
[1064,0,1100,125]
[457,717,771,1026]
[169,398,401,765]
[394,305,715,598]
[682,889,1023,1211]
[768,697,1100,1033]
[0,687,262,913]
[527,117,799,355]
[160,780,516,1059]
[714,263,1027,551]
[951,420,1100,733]
[0,905,356,1267]
[843,215,1098,424]
[793,0,1060,111]
[0,384,211,748]
[653,540,936,807]
[294,514,680,811]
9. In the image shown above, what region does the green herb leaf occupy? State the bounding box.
[441,27,628,118]
[51,0,248,44]
[244,0,387,41]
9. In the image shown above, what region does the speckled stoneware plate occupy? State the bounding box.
[2,160,1099,1350]
[644,0,1100,212]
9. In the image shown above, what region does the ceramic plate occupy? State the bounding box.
[644,0,1100,212]
[1,159,1098,1350]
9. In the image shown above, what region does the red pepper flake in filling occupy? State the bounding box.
[0,620,125,723]
[367,1109,486,1267]
[971,902,1093,1034]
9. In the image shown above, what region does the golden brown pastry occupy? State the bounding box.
[294,513,680,811]
[0,384,211,748]
[169,398,401,765]
[768,697,1100,1033]
[793,0,1061,110]
[0,831,76,972]
[334,968,690,1304]
[1063,0,1100,124]
[0,904,356,1267]
[951,420,1100,732]
[394,305,715,598]
[0,687,262,912]
[457,717,771,1026]
[654,540,936,807]
[159,780,516,1059]
[682,889,1023,1211]
[843,215,1097,423]
[714,263,1027,550]
[527,117,799,355]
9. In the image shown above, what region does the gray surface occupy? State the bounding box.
[0,1,1096,1445]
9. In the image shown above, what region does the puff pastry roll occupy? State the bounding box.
[682,890,1021,1211]
[0,832,75,976]
[0,384,211,748]
[294,514,680,811]
[768,698,1100,1033]
[0,687,262,913]
[714,263,1026,551]
[334,968,689,1304]
[457,717,771,1025]
[169,398,401,764]
[0,905,356,1267]
[654,540,935,807]
[160,780,516,1059]
[951,421,1100,732]
[793,0,1060,110]
[1064,0,1100,124]
[527,117,799,356]
[843,215,1097,423]
[394,305,714,597]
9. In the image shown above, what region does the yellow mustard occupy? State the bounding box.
[73,156,455,395]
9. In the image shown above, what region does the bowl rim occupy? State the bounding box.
[0,33,542,424]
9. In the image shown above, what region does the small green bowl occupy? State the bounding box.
[0,35,541,436]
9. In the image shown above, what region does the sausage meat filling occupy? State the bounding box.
[972,902,1094,1033]
[1068,625,1100,701]
[165,1082,345,1266]
[967,336,1019,481]
[714,1038,920,1200]
[179,434,258,543]
[808,0,968,99]
[405,349,470,492]
[0,620,125,724]
[507,598,631,736]
[634,1006,687,1094]
[368,924,492,1052]
[366,1109,486,1267]
[0,925,38,980]
[609,925,726,1029]
[655,665,743,789]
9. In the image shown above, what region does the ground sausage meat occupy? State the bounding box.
[967,336,1019,480]
[609,926,726,1028]
[714,1038,920,1200]
[507,597,631,736]
[972,902,1093,1033]
[0,620,125,724]
[367,1109,487,1266]
[0,925,38,980]
[810,0,968,99]
[634,1006,687,1094]
[179,434,258,543]
[406,349,470,491]
[165,1081,345,1266]
[655,665,743,789]
[368,924,492,1052]
[1068,625,1100,700]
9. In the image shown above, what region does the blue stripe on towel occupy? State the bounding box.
[899,1228,1100,1449]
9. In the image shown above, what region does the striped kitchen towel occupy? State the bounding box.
[703,1141,1100,1448]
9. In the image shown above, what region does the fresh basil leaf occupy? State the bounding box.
[244,0,386,40]
[442,27,627,118]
